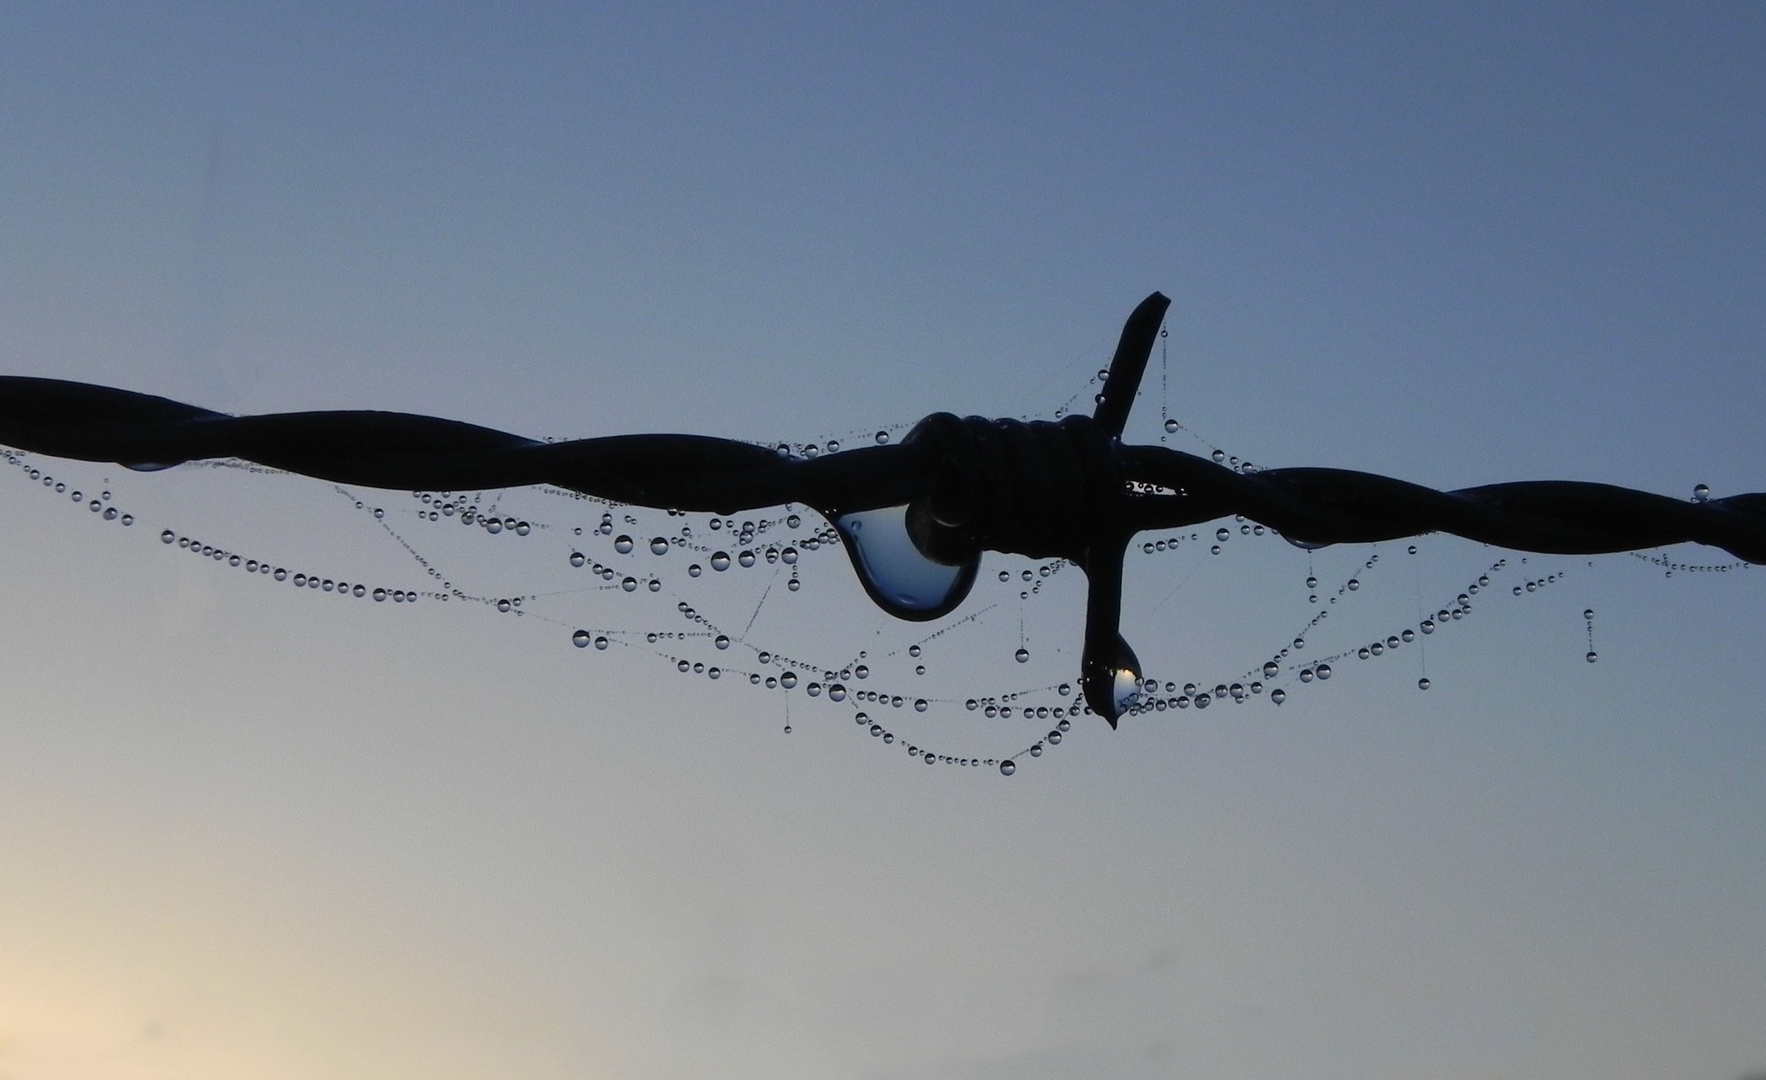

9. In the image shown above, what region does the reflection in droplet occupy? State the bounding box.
[833,505,977,620]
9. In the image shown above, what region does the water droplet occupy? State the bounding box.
[781,671,798,689]
[1014,647,1030,663]
[1420,620,1435,634]
[914,698,928,712]
[875,430,890,445]
[571,629,591,648]
[486,518,504,535]
[497,599,512,613]
[1347,579,1359,591]
[161,530,175,544]
[621,576,637,592]
[648,536,668,555]
[120,514,133,526]
[1305,576,1317,589]
[648,578,661,592]
[787,514,802,529]
[1585,651,1598,663]
[569,551,586,568]
[1583,608,1594,620]
[709,551,731,572]
[1163,418,1178,433]
[1029,744,1043,757]
[1216,527,1230,542]
[1211,449,1226,463]
[515,521,531,536]
[1263,661,1280,678]
[1316,664,1332,680]
[832,505,977,619]
[1693,483,1711,502]
[614,534,634,554]
[1271,688,1287,704]
[854,664,869,679]
[1417,677,1431,690]
[739,550,756,568]
[1000,759,1016,776]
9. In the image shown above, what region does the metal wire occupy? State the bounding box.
[3,291,1760,724]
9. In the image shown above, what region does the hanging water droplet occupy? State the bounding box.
[1047,730,1063,745]
[648,578,661,592]
[621,576,637,592]
[1215,527,1230,542]
[711,551,731,571]
[1000,759,1016,776]
[832,505,977,619]
[1271,688,1287,704]
[875,430,890,445]
[1029,744,1043,757]
[160,530,175,544]
[1347,579,1359,591]
[614,535,634,554]
[1583,608,1594,620]
[1164,418,1178,433]
[1211,449,1226,463]
[1194,693,1210,709]
[572,630,591,648]
[649,537,668,555]
[854,664,869,679]
[828,684,847,702]
[1693,483,1711,502]
[1585,651,1598,663]
[1420,620,1435,634]
[738,550,756,568]
[1263,661,1280,678]
[515,521,531,536]
[1014,647,1030,663]
[1316,664,1332,680]
[781,671,798,689]
[787,514,802,529]
[713,634,730,650]
[486,518,504,535]
[570,551,586,568]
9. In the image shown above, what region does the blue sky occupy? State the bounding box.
[1,4,1763,1079]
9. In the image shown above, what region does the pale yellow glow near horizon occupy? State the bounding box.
[0,794,624,1080]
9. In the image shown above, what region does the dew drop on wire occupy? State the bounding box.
[570,551,586,568]
[1271,688,1287,704]
[615,535,634,554]
[711,551,731,571]
[650,537,668,555]
[1164,418,1178,433]
[1000,759,1016,776]
[1014,648,1030,663]
[572,630,591,648]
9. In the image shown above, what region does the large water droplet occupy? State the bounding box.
[1164,418,1178,433]
[739,550,756,568]
[1271,688,1287,704]
[711,551,731,571]
[1014,648,1030,664]
[614,534,634,554]
[621,576,637,592]
[1693,483,1711,502]
[572,630,591,648]
[569,551,586,567]
[1585,651,1598,663]
[1417,677,1431,690]
[833,505,977,620]
[1000,759,1016,776]
[650,537,668,555]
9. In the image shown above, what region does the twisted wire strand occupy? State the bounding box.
[4,375,1762,566]
[1119,445,1766,564]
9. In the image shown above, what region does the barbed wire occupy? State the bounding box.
[4,292,1762,726]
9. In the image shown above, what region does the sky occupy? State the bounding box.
[1,4,1764,1079]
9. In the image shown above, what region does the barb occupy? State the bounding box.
[3,291,1761,726]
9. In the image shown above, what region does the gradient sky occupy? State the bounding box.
[2,4,1764,1080]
